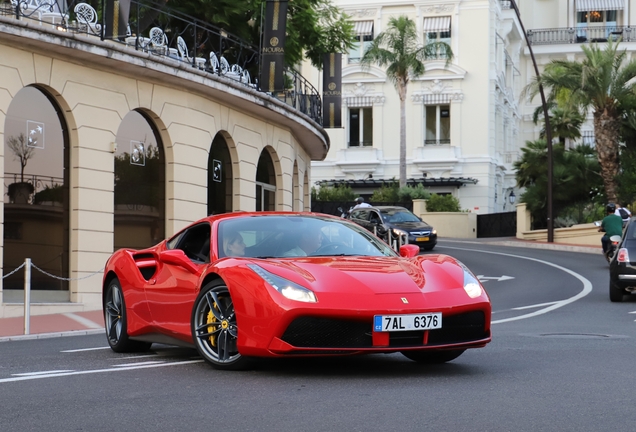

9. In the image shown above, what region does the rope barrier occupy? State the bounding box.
[2,262,25,279]
[30,262,104,281]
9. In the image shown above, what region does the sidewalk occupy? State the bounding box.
[0,237,603,342]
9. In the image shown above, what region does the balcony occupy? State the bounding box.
[528,26,634,46]
[1,0,322,124]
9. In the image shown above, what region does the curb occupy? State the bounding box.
[441,239,601,255]
[0,328,104,343]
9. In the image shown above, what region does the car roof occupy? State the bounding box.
[369,206,410,211]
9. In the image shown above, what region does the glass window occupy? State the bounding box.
[349,32,374,63]
[114,111,165,250]
[425,105,451,145]
[348,107,373,147]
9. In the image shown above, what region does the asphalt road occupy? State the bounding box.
[1,241,635,432]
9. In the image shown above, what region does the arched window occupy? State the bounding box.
[3,86,69,296]
[113,110,165,250]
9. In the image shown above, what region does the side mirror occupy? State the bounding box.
[399,244,420,258]
[159,249,201,274]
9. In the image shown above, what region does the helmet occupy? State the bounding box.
[607,202,616,213]
[355,197,364,204]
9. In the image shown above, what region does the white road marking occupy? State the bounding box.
[63,313,103,329]
[12,370,74,376]
[443,246,593,324]
[628,311,636,314]
[60,347,111,353]
[477,275,515,282]
[512,301,560,311]
[113,361,165,367]
[0,360,204,384]
[113,354,158,360]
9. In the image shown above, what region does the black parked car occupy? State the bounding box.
[349,206,437,250]
[609,218,635,302]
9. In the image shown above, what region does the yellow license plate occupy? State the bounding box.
[416,237,429,242]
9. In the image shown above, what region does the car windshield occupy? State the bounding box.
[218,215,397,258]
[380,209,421,223]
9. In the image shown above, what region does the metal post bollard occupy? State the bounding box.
[24,258,31,335]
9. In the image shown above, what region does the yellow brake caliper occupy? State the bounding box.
[206,301,227,347]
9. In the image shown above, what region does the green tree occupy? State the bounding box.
[532,103,584,145]
[514,140,601,226]
[524,40,636,203]
[167,0,355,68]
[361,16,452,187]
[426,194,460,212]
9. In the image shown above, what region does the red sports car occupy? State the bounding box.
[103,212,491,370]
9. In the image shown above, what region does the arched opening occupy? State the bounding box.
[255,148,276,211]
[3,86,70,297]
[113,110,165,250]
[208,133,233,215]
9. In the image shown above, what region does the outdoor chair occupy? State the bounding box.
[177,36,206,69]
[74,2,101,34]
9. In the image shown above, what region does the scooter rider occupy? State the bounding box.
[599,203,623,254]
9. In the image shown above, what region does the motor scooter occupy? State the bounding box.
[595,221,622,262]
[337,206,352,219]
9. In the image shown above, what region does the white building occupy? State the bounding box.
[306,0,636,214]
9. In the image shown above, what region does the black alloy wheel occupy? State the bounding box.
[401,349,465,364]
[191,280,251,370]
[104,278,152,352]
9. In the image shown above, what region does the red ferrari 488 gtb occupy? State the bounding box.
[102,212,491,370]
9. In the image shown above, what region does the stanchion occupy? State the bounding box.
[24,258,31,335]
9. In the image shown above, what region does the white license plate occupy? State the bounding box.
[374,313,442,332]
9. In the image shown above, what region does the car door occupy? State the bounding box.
[145,222,211,340]
[351,209,372,232]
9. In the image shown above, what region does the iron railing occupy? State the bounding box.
[1,0,322,124]
[528,26,634,45]
[425,139,451,145]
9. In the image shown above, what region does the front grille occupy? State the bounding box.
[428,311,488,345]
[281,317,372,348]
[410,231,431,236]
[280,311,488,349]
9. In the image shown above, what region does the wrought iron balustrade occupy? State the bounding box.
[1,0,323,125]
[424,139,450,145]
[527,26,634,45]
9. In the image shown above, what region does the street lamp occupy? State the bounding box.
[508,0,554,242]
[509,190,516,205]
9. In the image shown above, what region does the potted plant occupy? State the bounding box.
[7,133,35,204]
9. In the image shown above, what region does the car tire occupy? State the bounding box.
[609,281,624,303]
[104,278,152,353]
[191,280,252,370]
[401,349,465,364]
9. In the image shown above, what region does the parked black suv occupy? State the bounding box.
[349,206,437,250]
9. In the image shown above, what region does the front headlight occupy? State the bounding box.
[432,229,437,235]
[459,262,483,299]
[247,264,317,303]
[392,228,408,236]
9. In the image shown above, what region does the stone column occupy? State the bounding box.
[516,202,531,239]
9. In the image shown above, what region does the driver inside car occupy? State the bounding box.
[283,229,323,257]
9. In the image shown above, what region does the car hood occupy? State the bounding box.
[385,221,432,231]
[256,255,463,295]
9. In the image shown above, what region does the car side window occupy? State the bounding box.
[173,223,211,263]
[353,209,370,221]
[369,211,382,224]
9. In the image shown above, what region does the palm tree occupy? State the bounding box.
[361,16,452,187]
[524,40,636,203]
[532,103,584,146]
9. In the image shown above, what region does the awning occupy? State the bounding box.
[576,0,624,11]
[316,177,478,188]
[353,21,374,36]
[422,16,451,33]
